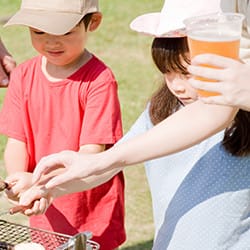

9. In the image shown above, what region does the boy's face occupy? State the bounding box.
[29,21,88,66]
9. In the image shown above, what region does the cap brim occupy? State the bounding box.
[4,9,84,35]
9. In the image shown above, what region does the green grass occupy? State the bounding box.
[0,0,163,249]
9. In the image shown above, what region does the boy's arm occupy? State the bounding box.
[4,138,31,202]
[4,138,29,175]
[79,144,105,154]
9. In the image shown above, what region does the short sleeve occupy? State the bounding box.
[118,105,152,145]
[79,68,122,145]
[0,68,26,142]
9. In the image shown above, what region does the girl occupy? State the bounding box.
[138,36,250,249]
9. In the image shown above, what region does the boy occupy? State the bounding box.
[0,0,125,249]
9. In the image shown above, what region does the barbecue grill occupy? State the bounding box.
[0,219,100,250]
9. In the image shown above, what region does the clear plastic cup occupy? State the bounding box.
[184,12,245,96]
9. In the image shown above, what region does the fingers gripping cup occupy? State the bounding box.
[184,12,245,96]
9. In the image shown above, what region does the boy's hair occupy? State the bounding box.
[149,37,250,156]
[80,13,94,30]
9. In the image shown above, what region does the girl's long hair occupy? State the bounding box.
[149,37,189,124]
[149,37,250,156]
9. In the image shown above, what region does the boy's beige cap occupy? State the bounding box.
[4,0,99,35]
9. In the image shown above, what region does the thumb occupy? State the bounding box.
[19,187,47,206]
[0,64,9,87]
[2,55,16,73]
[19,191,37,206]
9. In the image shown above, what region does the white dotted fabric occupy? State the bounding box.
[121,105,250,249]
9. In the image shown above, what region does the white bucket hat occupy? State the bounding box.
[4,0,99,35]
[130,0,222,37]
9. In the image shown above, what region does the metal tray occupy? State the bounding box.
[0,219,99,250]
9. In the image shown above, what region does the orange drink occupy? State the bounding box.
[188,32,240,96]
[184,13,244,96]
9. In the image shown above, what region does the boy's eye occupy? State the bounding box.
[63,31,73,36]
[33,31,45,35]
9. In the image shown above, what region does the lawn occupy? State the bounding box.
[0,0,162,249]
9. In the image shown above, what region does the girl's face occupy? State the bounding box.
[29,21,88,67]
[164,72,198,106]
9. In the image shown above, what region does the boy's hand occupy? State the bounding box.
[5,172,33,203]
[18,185,52,216]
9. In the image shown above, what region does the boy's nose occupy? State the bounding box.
[45,35,60,44]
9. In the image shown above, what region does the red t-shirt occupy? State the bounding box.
[0,55,125,249]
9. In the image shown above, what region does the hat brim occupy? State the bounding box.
[130,12,186,38]
[130,13,161,36]
[4,9,84,35]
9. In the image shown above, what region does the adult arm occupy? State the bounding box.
[19,143,121,215]
[188,54,250,111]
[32,100,238,189]
[18,167,122,215]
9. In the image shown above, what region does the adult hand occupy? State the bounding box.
[0,39,16,87]
[188,54,250,111]
[32,150,102,189]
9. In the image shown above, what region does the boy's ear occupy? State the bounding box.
[88,12,102,31]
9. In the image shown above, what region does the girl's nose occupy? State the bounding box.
[171,80,185,93]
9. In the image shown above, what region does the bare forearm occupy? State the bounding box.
[31,102,237,189]
[4,139,29,175]
[100,101,237,170]
[42,145,119,196]
[51,168,122,198]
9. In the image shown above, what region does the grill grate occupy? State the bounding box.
[0,220,99,250]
